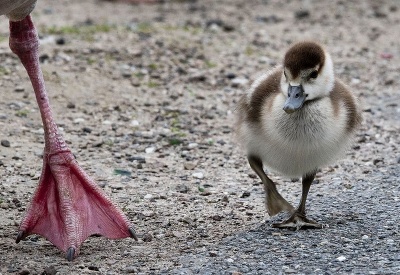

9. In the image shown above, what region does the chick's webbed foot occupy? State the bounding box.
[271,211,325,230]
[266,190,294,216]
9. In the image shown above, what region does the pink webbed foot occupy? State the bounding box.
[16,151,138,261]
[9,16,137,260]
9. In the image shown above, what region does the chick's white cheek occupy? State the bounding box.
[303,83,320,100]
[281,81,289,97]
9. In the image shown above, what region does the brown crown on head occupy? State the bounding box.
[284,41,325,79]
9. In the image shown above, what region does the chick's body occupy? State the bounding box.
[237,69,359,178]
[235,41,361,229]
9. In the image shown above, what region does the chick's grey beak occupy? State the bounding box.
[283,85,306,114]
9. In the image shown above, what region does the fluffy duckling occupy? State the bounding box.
[236,41,362,229]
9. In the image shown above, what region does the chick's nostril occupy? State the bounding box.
[295,93,299,98]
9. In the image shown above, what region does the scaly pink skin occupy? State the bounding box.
[9,15,137,261]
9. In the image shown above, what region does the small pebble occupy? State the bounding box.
[142,232,153,242]
[176,184,189,193]
[67,102,75,109]
[211,215,223,221]
[73,118,85,124]
[124,266,137,273]
[87,266,99,271]
[172,231,184,238]
[144,194,153,199]
[145,147,155,153]
[231,77,248,87]
[141,131,155,138]
[189,72,206,82]
[188,142,198,149]
[127,156,146,163]
[192,172,204,179]
[295,10,310,19]
[14,86,25,93]
[209,251,218,257]
[1,140,10,147]
[56,37,66,45]
[387,239,394,244]
[42,266,57,275]
[39,53,50,63]
[184,162,197,170]
[336,256,346,262]
[179,216,193,225]
[141,210,155,217]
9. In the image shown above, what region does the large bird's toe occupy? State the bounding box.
[67,247,76,262]
[15,230,27,243]
[129,227,139,241]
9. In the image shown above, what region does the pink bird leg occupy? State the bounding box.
[9,15,137,261]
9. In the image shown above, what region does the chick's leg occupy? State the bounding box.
[272,172,324,230]
[248,156,294,216]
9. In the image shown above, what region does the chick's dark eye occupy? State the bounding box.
[309,70,318,79]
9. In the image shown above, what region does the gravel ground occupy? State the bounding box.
[0,0,399,274]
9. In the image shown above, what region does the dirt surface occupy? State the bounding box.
[0,0,399,274]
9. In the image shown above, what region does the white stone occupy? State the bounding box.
[188,143,198,149]
[145,147,155,154]
[192,172,204,179]
[231,77,249,86]
[73,118,85,123]
[336,256,346,262]
[144,194,153,199]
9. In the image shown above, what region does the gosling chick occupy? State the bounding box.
[236,41,362,229]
